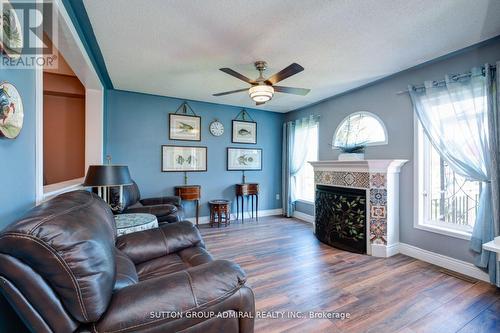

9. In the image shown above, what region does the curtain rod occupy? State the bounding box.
[396,64,496,95]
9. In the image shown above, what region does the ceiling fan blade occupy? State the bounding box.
[265,63,304,85]
[256,101,265,106]
[273,86,311,96]
[212,88,248,96]
[219,68,255,84]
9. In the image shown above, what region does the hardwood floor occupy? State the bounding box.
[199,216,500,333]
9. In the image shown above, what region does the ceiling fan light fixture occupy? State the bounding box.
[249,85,274,103]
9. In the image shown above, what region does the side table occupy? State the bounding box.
[175,185,201,227]
[235,183,259,223]
[115,213,158,237]
[483,237,500,261]
[208,200,231,227]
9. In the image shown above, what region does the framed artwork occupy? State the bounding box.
[169,114,201,141]
[0,81,24,139]
[162,145,207,172]
[0,0,23,60]
[232,120,257,144]
[227,147,262,171]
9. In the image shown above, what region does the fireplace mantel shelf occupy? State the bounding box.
[309,159,408,173]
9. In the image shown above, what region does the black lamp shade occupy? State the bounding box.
[83,165,133,187]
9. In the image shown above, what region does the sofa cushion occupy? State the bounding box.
[114,249,138,291]
[116,221,204,265]
[0,190,117,323]
[136,246,213,281]
[124,203,178,218]
[94,260,247,333]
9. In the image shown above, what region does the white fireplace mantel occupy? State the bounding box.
[309,160,408,174]
[310,159,408,258]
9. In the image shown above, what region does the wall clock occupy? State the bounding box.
[209,120,224,136]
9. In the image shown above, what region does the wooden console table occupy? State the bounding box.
[175,185,201,227]
[235,183,259,223]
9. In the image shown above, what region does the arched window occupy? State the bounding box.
[332,112,387,148]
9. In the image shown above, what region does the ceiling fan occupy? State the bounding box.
[213,61,310,105]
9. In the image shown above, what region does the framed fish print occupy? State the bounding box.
[227,147,262,171]
[162,145,207,172]
[169,114,201,141]
[232,120,257,144]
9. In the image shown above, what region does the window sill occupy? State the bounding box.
[42,177,85,203]
[414,223,472,241]
[295,199,314,205]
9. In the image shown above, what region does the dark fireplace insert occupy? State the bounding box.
[315,185,367,254]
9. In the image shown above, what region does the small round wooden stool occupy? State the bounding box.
[208,200,231,227]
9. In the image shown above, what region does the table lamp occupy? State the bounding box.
[83,165,132,207]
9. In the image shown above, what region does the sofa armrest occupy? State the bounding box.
[140,196,181,206]
[94,260,247,333]
[116,221,204,264]
[123,203,177,217]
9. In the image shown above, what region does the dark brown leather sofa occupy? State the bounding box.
[110,181,184,224]
[0,191,255,333]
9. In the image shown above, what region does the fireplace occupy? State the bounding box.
[315,185,367,254]
[310,160,408,257]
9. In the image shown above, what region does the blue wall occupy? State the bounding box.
[0,69,36,228]
[286,38,500,264]
[106,90,284,218]
[0,45,37,333]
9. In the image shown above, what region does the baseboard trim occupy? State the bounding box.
[398,243,489,282]
[386,243,400,257]
[370,244,387,257]
[293,211,315,223]
[184,208,283,225]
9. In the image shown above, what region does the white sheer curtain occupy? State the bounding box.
[409,64,499,286]
[282,115,319,217]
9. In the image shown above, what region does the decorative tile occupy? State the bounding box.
[370,205,386,219]
[314,170,390,247]
[370,173,386,188]
[371,236,386,245]
[315,171,369,188]
[370,189,387,206]
[370,218,387,245]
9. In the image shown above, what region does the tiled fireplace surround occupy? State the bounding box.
[310,160,408,257]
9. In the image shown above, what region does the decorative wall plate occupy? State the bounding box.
[1,0,23,59]
[0,81,24,139]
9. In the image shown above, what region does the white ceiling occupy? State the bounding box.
[83,0,500,113]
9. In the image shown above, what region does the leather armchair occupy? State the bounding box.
[0,191,255,333]
[110,181,184,224]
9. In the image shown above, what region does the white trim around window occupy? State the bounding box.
[413,115,472,241]
[295,199,314,205]
[332,111,389,148]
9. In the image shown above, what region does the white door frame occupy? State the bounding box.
[36,0,104,203]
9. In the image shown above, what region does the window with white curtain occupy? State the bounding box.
[295,123,318,202]
[415,97,483,239]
